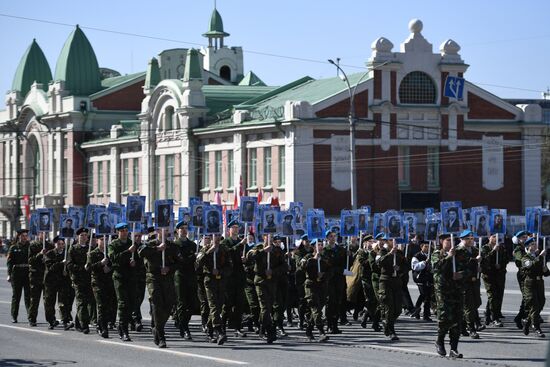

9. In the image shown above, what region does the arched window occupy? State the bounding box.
[220,65,231,81]
[399,71,436,104]
[164,106,174,130]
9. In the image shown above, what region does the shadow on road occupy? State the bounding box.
[0,360,77,367]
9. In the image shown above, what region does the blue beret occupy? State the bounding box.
[439,233,451,240]
[310,238,318,245]
[115,222,128,230]
[273,234,283,241]
[228,219,239,227]
[524,237,536,246]
[325,230,334,238]
[300,234,309,241]
[176,220,187,229]
[375,232,387,240]
[459,230,473,238]
[515,230,529,238]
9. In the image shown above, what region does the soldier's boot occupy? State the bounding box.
[329,319,342,334]
[121,323,131,342]
[361,312,368,329]
[100,322,109,339]
[534,324,546,338]
[117,324,124,340]
[514,313,524,329]
[468,323,480,339]
[449,335,463,359]
[460,323,469,337]
[130,321,136,331]
[266,325,277,344]
[63,321,74,330]
[216,327,227,345]
[389,325,399,341]
[423,308,433,322]
[317,326,329,343]
[371,312,382,332]
[277,321,288,337]
[135,321,143,332]
[410,307,421,319]
[152,327,160,345]
[305,325,315,341]
[298,310,306,330]
[158,329,167,349]
[207,327,217,343]
[523,319,531,336]
[182,326,193,340]
[435,332,446,356]
[475,313,485,331]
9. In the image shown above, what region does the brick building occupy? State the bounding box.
[0,13,544,237]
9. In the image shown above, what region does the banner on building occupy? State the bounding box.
[331,134,351,191]
[482,135,504,191]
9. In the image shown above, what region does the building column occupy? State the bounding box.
[111,146,120,203]
[292,125,314,209]
[180,129,196,207]
[11,138,18,196]
[47,133,54,195]
[233,133,245,196]
[55,132,62,194]
[522,128,542,209]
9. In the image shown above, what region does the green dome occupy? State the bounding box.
[202,8,230,38]
[144,57,160,90]
[184,49,202,81]
[12,39,52,97]
[54,25,102,96]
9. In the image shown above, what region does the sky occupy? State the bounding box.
[1,0,549,107]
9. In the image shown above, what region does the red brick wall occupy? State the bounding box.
[316,90,369,118]
[439,147,522,212]
[467,92,516,120]
[92,81,144,111]
[440,72,449,106]
[374,70,382,99]
[71,132,86,206]
[391,71,397,105]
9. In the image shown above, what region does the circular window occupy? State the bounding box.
[399,71,436,104]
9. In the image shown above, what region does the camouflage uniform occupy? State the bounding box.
[322,243,347,333]
[481,242,509,324]
[67,242,94,332]
[173,236,198,336]
[521,250,550,335]
[459,244,482,335]
[6,240,30,322]
[513,243,527,326]
[87,247,117,337]
[293,244,313,328]
[27,239,53,324]
[243,244,260,331]
[377,246,406,338]
[221,236,247,332]
[303,252,329,340]
[356,248,380,330]
[43,247,73,327]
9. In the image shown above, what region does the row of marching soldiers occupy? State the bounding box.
[6,221,549,356]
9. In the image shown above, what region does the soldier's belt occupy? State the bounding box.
[13,264,30,268]
[526,275,543,281]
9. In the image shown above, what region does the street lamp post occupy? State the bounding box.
[328,59,389,210]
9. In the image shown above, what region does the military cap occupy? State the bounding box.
[514,230,529,238]
[459,229,474,238]
[310,238,318,245]
[362,234,374,242]
[53,236,63,243]
[76,227,89,235]
[300,234,309,241]
[176,220,187,229]
[115,222,128,231]
[524,237,536,246]
[325,230,334,238]
[228,219,239,227]
[375,232,387,240]
[439,233,451,240]
[16,229,29,235]
[147,226,156,234]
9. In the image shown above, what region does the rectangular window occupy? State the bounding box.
[63,158,68,194]
[2,143,5,194]
[202,152,209,189]
[87,162,92,195]
[228,150,234,188]
[398,146,410,188]
[52,156,57,193]
[264,147,272,187]
[122,159,129,192]
[133,158,139,192]
[166,154,174,199]
[215,151,222,189]
[97,161,103,193]
[106,161,111,195]
[155,155,161,200]
[427,146,440,188]
[279,147,285,187]
[17,156,23,196]
[249,148,257,187]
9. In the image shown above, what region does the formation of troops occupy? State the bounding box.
[6,211,550,358]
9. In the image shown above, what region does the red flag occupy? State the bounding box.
[257,187,263,204]
[214,191,222,206]
[233,175,243,209]
[270,196,280,207]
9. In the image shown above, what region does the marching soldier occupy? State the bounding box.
[243,231,261,333]
[376,234,406,341]
[108,222,138,341]
[411,241,434,321]
[131,231,146,332]
[368,235,383,331]
[273,235,290,337]
[196,234,232,345]
[521,237,549,337]
[28,231,53,326]
[43,236,72,329]
[513,230,530,329]
[356,235,381,331]
[481,234,509,327]
[6,229,31,323]
[302,239,329,342]
[458,230,482,339]
[138,228,179,348]
[293,234,313,330]
[174,220,199,339]
[87,236,116,338]
[66,228,94,334]
[247,233,285,344]
[323,230,347,334]
[432,233,469,358]
[221,220,248,337]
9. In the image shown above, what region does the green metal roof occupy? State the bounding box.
[54,25,102,96]
[101,71,145,88]
[12,39,52,97]
[184,49,202,81]
[144,58,160,90]
[238,71,266,86]
[239,72,371,111]
[202,8,229,38]
[203,85,276,116]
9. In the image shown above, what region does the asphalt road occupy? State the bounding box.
[0,258,548,367]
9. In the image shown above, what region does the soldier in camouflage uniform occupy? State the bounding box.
[302,239,329,342]
[520,237,549,337]
[131,231,146,332]
[273,235,290,337]
[293,235,313,330]
[356,235,381,331]
[513,230,530,329]
[6,229,31,323]
[43,236,72,329]
[481,234,509,327]
[67,228,94,334]
[432,233,472,358]
[376,234,406,341]
[138,227,179,348]
[108,223,138,341]
[220,220,248,337]
[368,236,383,331]
[246,233,286,344]
[87,236,116,338]
[195,232,211,335]
[196,234,232,345]
[458,230,482,339]
[323,230,347,334]
[173,220,198,339]
[28,231,53,326]
[243,232,260,332]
